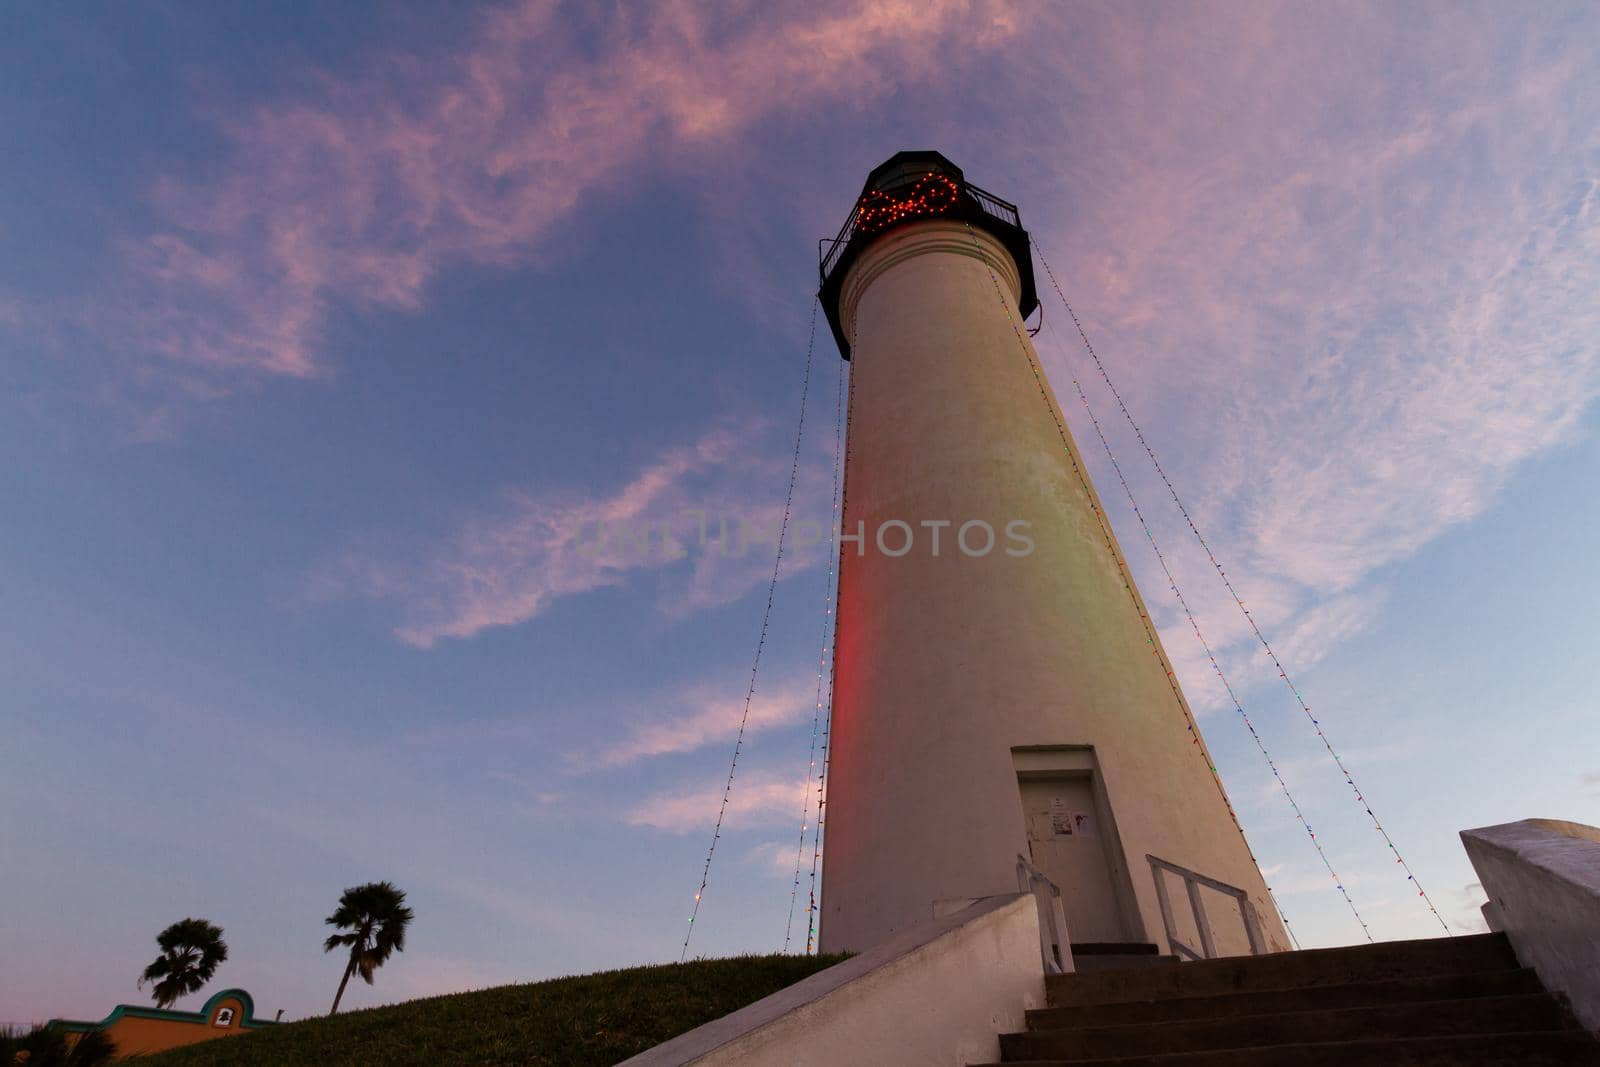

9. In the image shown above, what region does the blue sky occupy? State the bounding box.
[3,0,1597,1024]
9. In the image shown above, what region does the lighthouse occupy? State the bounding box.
[816,152,1289,958]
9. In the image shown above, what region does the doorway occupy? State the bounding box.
[1014,747,1140,944]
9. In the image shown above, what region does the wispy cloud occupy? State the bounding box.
[1450,881,1491,935]
[95,0,1019,395]
[583,674,820,770]
[748,839,813,878]
[1177,588,1389,716]
[1244,737,1425,810]
[482,770,566,821]
[314,420,832,645]
[626,770,808,834]
[1264,865,1374,899]
[1019,4,1600,711]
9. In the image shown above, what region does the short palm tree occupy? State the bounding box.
[0,1024,116,1066]
[138,918,228,1009]
[323,881,414,1015]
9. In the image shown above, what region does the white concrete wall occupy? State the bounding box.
[1461,819,1600,1031]
[619,895,1044,1067]
[820,219,1289,958]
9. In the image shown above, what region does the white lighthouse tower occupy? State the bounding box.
[816,152,1288,958]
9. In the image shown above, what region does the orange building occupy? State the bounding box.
[50,988,275,1059]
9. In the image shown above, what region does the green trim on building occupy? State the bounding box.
[49,988,275,1033]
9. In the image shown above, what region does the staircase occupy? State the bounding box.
[974,933,1600,1065]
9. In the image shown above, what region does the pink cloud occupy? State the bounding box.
[584,674,819,769]
[316,420,834,645]
[626,769,808,834]
[1005,6,1600,714]
[110,0,1020,391]
[748,839,814,878]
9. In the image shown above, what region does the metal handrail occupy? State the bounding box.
[1017,854,1075,975]
[1146,854,1267,960]
[964,183,1021,228]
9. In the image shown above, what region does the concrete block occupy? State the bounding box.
[619,894,1045,1067]
[1461,818,1600,1031]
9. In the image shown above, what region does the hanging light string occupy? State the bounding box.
[1035,314,1359,946]
[783,584,830,955]
[785,352,845,953]
[1034,248,1450,935]
[805,310,855,955]
[681,297,820,962]
[958,223,1255,861]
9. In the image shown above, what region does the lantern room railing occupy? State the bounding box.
[819,171,1022,282]
[816,152,1037,361]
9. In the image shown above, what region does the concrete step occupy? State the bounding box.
[1000,993,1572,1061]
[1046,933,1518,1007]
[1070,943,1163,956]
[1070,955,1181,974]
[974,1030,1600,1065]
[1026,968,1544,1029]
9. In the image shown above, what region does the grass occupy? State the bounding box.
[141,954,848,1067]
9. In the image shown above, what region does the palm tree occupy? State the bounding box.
[323,881,414,1015]
[0,1024,116,1067]
[138,918,228,1009]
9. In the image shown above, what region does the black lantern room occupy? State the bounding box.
[817,151,1038,360]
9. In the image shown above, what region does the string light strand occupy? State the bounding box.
[1034,247,1449,935]
[805,309,853,954]
[1037,316,1357,944]
[959,227,1248,851]
[959,222,1313,950]
[681,297,819,962]
[786,352,845,953]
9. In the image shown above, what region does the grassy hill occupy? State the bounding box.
[142,954,846,1067]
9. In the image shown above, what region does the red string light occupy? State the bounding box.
[854,173,959,236]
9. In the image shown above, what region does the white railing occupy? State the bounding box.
[1016,854,1074,974]
[1147,854,1267,960]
